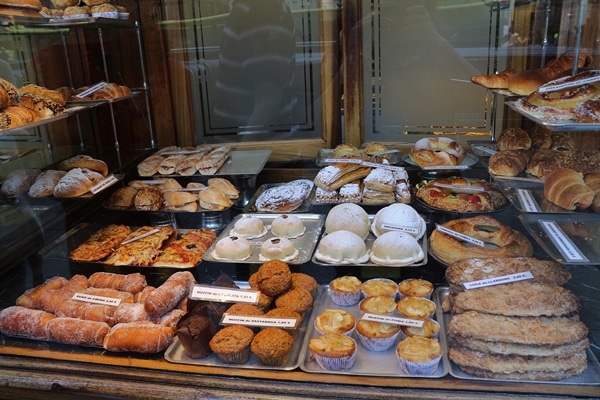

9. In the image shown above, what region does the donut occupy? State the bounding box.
[574,97,600,123]
[429,215,533,265]
[409,137,466,168]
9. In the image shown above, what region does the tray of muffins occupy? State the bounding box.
[299,277,450,377]
[202,213,325,265]
[311,203,428,267]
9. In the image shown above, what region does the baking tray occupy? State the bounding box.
[0,106,85,136]
[497,180,577,213]
[519,213,600,265]
[467,140,497,157]
[203,213,325,265]
[164,283,322,371]
[438,287,600,385]
[244,182,314,214]
[402,153,479,169]
[315,148,402,167]
[480,157,543,184]
[299,285,449,378]
[506,101,600,132]
[311,216,428,268]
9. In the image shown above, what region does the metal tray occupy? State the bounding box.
[311,216,428,268]
[299,285,449,378]
[315,148,402,167]
[498,181,577,214]
[244,182,314,214]
[467,140,497,157]
[203,213,325,265]
[439,287,600,385]
[164,283,323,371]
[519,213,600,265]
[402,153,479,169]
[506,101,600,132]
[480,157,543,184]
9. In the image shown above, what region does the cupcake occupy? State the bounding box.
[361,278,397,298]
[255,292,273,312]
[398,279,434,299]
[329,276,362,306]
[359,295,397,316]
[251,327,294,366]
[396,336,442,375]
[314,308,356,336]
[309,333,357,371]
[356,320,401,352]
[400,318,440,340]
[230,214,267,239]
[291,272,319,296]
[395,296,436,320]
[271,214,306,238]
[255,260,292,296]
[208,325,255,364]
[274,287,313,314]
[175,304,213,359]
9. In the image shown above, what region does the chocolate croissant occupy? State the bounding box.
[544,168,595,210]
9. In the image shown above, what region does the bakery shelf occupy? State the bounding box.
[506,101,600,132]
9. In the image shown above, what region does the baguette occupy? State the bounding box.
[103,321,174,353]
[144,271,195,318]
[157,154,186,175]
[0,306,55,340]
[544,168,594,210]
[46,317,110,347]
[137,154,164,177]
[88,272,147,294]
[196,145,230,175]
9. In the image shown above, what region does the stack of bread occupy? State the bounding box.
[137,145,230,177]
[42,0,129,19]
[0,80,67,130]
[0,154,108,198]
[0,271,195,353]
[104,177,238,212]
[443,257,590,381]
[314,143,410,204]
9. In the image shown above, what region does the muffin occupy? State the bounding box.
[208,325,255,364]
[361,278,397,298]
[325,203,371,240]
[356,320,402,352]
[400,318,440,339]
[212,235,253,261]
[175,304,213,359]
[309,333,357,371]
[329,276,362,306]
[314,308,356,336]
[370,203,427,239]
[259,237,298,262]
[274,287,313,314]
[396,296,436,320]
[291,272,318,296]
[251,327,295,366]
[255,292,273,312]
[230,214,267,239]
[314,230,369,264]
[255,260,292,296]
[396,336,442,375]
[398,279,434,299]
[225,303,264,318]
[359,295,397,316]
[271,214,306,238]
[247,272,259,289]
[369,231,424,266]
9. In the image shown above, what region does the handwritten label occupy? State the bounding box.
[75,81,108,98]
[516,188,541,212]
[90,174,118,194]
[432,183,485,193]
[221,314,297,329]
[361,313,424,328]
[380,222,419,235]
[436,224,485,247]
[72,292,121,307]
[463,271,534,290]
[190,285,259,304]
[539,220,588,263]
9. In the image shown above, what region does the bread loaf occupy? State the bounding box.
[488,149,530,177]
[1,168,41,196]
[28,169,66,197]
[53,168,105,198]
[57,154,108,177]
[544,168,594,210]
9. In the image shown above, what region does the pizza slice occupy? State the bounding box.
[69,224,133,262]
[152,228,217,267]
[105,226,176,266]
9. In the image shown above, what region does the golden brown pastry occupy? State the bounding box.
[18,93,65,119]
[0,78,20,109]
[530,125,552,151]
[506,70,549,96]
[0,105,40,129]
[470,68,516,89]
[18,84,66,106]
[198,186,232,211]
[550,133,576,152]
[496,127,531,151]
[0,0,43,10]
[583,172,600,213]
[91,83,131,100]
[488,149,530,177]
[50,0,79,9]
[409,137,466,167]
[133,187,163,211]
[544,168,595,210]
[208,178,239,200]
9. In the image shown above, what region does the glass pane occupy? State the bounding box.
[161,0,324,143]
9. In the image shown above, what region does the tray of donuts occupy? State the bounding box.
[299,276,449,378]
[0,155,121,199]
[311,203,428,268]
[0,271,194,354]
[202,213,324,265]
[103,177,239,213]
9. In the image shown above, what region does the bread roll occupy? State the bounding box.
[198,186,232,211]
[1,168,41,196]
[137,154,164,177]
[208,178,239,200]
[57,154,108,177]
[496,127,531,151]
[544,168,594,210]
[28,170,66,197]
[53,168,105,198]
[104,186,138,209]
[133,187,163,211]
[488,150,530,177]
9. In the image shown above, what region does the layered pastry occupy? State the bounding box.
[230,214,267,239]
[270,214,306,238]
[325,203,371,240]
[314,230,369,264]
[370,203,426,239]
[369,231,424,266]
[259,237,298,262]
[212,236,253,261]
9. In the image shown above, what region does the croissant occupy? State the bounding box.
[583,172,600,213]
[470,68,516,89]
[0,78,20,109]
[496,127,531,151]
[19,93,65,119]
[0,105,41,129]
[544,168,595,210]
[539,52,590,80]
[91,83,131,100]
[18,84,66,106]
[488,149,530,177]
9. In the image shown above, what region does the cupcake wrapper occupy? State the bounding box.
[397,354,442,375]
[357,330,400,352]
[314,351,357,371]
[330,291,361,307]
[216,348,250,364]
[258,353,290,367]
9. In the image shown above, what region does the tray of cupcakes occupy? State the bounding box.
[165,263,321,370]
[299,276,449,377]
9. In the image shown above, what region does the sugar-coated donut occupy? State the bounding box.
[429,215,533,265]
[409,137,466,168]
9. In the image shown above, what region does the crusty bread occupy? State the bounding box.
[53,168,104,198]
[488,149,530,177]
[57,155,108,177]
[496,127,531,151]
[28,170,66,198]
[1,168,41,197]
